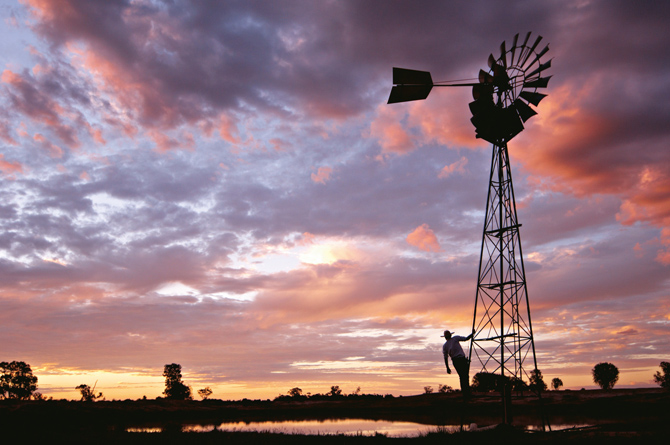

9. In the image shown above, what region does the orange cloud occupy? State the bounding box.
[406,224,441,252]
[311,166,332,184]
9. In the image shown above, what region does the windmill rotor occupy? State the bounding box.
[469,32,551,143]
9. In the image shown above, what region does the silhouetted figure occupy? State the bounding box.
[442,330,474,399]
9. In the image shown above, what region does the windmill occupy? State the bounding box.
[388,32,551,426]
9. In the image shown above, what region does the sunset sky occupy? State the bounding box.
[1,0,669,401]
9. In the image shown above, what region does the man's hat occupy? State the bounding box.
[440,330,453,338]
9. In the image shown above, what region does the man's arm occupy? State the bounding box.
[444,355,451,374]
[456,331,475,342]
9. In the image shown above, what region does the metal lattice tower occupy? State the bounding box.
[468,140,538,407]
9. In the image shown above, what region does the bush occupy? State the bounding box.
[592,362,619,390]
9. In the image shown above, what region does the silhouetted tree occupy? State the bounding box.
[32,392,47,401]
[472,372,498,392]
[76,384,103,402]
[529,369,547,392]
[163,363,192,400]
[0,361,38,400]
[551,377,564,390]
[653,362,670,390]
[197,387,213,400]
[592,362,619,390]
[438,384,453,393]
[423,386,433,394]
[328,385,342,396]
[288,387,303,397]
[472,372,527,392]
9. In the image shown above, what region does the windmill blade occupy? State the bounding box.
[524,76,552,89]
[392,67,433,86]
[388,85,433,104]
[525,59,552,78]
[503,107,525,140]
[487,54,496,69]
[519,35,543,67]
[517,32,532,65]
[525,45,550,71]
[510,33,519,64]
[479,69,494,84]
[535,44,550,61]
[500,40,507,69]
[513,98,537,122]
[519,91,547,106]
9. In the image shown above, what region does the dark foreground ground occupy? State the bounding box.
[2,388,669,443]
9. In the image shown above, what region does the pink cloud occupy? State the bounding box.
[406,224,441,252]
[311,166,332,184]
[0,154,23,176]
[438,156,468,179]
[369,105,415,155]
[33,133,63,158]
[0,121,18,145]
[148,130,196,153]
[299,232,317,245]
[219,114,240,144]
[2,68,81,148]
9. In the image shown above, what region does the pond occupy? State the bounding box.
[128,419,457,437]
[126,419,591,436]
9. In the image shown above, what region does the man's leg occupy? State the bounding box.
[453,357,470,397]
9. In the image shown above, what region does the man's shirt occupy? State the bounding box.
[442,335,468,360]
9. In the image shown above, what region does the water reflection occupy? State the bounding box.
[129,419,454,437]
[126,420,592,436]
[188,419,445,437]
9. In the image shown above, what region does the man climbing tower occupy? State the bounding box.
[442,329,474,399]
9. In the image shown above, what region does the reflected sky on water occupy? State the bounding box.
[127,419,593,436]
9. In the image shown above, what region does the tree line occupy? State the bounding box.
[2,360,670,401]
